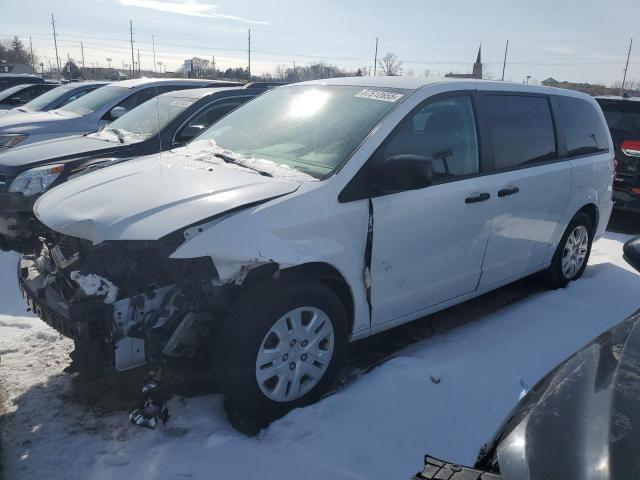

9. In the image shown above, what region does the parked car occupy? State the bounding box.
[0,78,240,150]
[596,95,640,213]
[0,83,58,109]
[414,236,640,480]
[18,77,614,426]
[0,84,272,251]
[0,82,106,117]
[0,73,44,92]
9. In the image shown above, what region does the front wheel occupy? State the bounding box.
[214,277,349,427]
[546,211,593,288]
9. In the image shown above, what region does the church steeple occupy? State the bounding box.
[473,44,483,79]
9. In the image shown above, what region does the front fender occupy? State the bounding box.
[169,188,372,338]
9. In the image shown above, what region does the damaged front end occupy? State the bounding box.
[18,232,225,373]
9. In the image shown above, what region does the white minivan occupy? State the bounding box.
[20,77,614,424]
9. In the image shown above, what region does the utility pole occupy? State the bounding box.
[130,20,135,78]
[373,37,379,76]
[29,37,34,70]
[247,29,251,80]
[137,49,141,76]
[152,35,157,74]
[81,41,85,71]
[51,14,61,74]
[622,38,633,94]
[501,40,509,81]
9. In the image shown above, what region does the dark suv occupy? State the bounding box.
[596,95,640,213]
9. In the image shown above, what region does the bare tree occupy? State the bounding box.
[378,52,402,76]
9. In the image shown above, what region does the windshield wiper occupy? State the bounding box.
[108,128,125,144]
[214,152,272,177]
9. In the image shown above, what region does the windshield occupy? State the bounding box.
[91,95,197,143]
[197,85,408,179]
[599,100,640,134]
[0,84,29,102]
[57,85,127,116]
[21,85,74,111]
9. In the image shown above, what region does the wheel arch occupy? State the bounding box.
[241,261,356,336]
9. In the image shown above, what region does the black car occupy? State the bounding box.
[0,83,58,109]
[596,96,640,213]
[0,83,277,252]
[415,237,640,480]
[0,73,44,92]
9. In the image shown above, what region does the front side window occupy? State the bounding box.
[559,96,609,156]
[481,94,556,170]
[380,95,479,183]
[197,85,409,179]
[174,99,248,144]
[57,85,128,116]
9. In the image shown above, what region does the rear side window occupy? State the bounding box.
[598,100,640,134]
[481,94,556,170]
[557,96,609,156]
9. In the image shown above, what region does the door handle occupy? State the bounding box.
[465,192,491,204]
[498,186,520,197]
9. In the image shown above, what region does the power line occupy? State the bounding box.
[129,19,135,78]
[50,14,60,74]
[373,37,378,76]
[622,38,633,94]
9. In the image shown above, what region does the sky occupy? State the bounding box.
[1,0,639,85]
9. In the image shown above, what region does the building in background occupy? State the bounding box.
[445,46,482,79]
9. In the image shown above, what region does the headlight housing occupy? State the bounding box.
[9,164,65,196]
[0,133,29,149]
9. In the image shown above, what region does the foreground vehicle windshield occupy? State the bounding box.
[198,85,409,178]
[92,95,197,142]
[56,85,127,115]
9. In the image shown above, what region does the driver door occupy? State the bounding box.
[370,92,495,327]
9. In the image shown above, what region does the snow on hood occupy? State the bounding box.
[34,147,303,244]
[177,139,317,183]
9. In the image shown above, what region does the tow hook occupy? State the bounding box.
[129,370,170,429]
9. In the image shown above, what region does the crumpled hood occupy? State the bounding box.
[34,147,302,243]
[0,110,76,133]
[480,310,640,480]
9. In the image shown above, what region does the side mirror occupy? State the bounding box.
[109,106,126,119]
[178,124,206,142]
[623,237,640,273]
[377,154,434,193]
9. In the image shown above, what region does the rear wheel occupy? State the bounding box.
[546,211,593,288]
[214,277,348,427]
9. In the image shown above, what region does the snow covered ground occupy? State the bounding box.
[1,232,640,480]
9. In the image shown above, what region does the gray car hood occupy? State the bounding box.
[0,110,77,133]
[34,147,303,243]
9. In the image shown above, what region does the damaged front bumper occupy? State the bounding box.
[18,236,220,372]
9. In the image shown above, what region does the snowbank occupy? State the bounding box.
[1,233,639,479]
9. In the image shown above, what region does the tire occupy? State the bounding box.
[213,276,349,427]
[546,211,594,289]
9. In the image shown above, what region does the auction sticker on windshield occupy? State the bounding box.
[355,89,404,102]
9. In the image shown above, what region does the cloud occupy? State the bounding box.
[117,0,269,25]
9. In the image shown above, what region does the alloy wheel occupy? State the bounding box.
[562,225,589,279]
